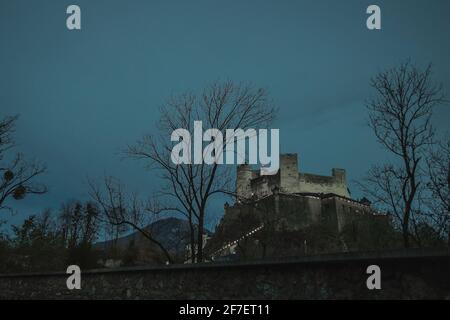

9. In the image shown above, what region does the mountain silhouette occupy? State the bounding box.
[94,217,212,258]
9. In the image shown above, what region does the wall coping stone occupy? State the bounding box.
[0,247,448,279]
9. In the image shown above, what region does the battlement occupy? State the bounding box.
[236,153,350,200]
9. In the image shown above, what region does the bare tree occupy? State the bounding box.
[88,176,174,264]
[0,115,46,212]
[126,81,276,262]
[424,139,450,243]
[59,201,100,249]
[358,62,446,247]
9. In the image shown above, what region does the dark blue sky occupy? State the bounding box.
[1,0,449,227]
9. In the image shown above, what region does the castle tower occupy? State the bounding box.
[331,168,346,183]
[236,164,256,200]
[279,153,299,193]
[331,168,350,197]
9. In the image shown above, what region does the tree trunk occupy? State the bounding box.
[196,214,204,263]
[188,217,196,263]
[402,222,410,248]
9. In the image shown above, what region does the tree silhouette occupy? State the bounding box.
[0,115,46,213]
[358,62,446,248]
[126,81,276,262]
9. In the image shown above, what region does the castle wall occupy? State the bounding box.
[210,192,392,261]
[274,195,310,230]
[236,154,350,200]
[250,174,279,198]
[321,197,339,230]
[333,197,379,233]
[221,193,373,239]
[304,195,322,224]
[296,166,350,197]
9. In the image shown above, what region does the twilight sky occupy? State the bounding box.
[1,0,449,228]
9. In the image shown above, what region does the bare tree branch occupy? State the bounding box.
[0,115,47,213]
[360,62,446,247]
[126,81,276,262]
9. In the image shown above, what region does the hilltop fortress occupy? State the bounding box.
[236,154,350,200]
[206,153,389,260]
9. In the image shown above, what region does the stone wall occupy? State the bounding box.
[297,171,350,198]
[236,154,350,199]
[221,193,377,237]
[0,249,449,299]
